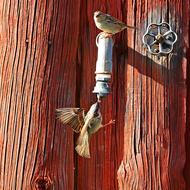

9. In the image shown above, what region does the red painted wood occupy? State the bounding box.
[184,16,190,190]
[117,0,189,190]
[0,0,81,189]
[0,0,189,189]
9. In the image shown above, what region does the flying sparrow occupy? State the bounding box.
[56,102,115,158]
[94,11,136,37]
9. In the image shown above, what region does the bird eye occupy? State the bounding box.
[96,14,101,18]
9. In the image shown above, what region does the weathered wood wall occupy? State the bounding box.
[0,0,189,189]
[117,0,189,189]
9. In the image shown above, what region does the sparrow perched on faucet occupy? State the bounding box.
[94,11,136,37]
[56,102,115,158]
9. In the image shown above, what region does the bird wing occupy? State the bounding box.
[105,14,136,29]
[105,14,126,28]
[56,108,85,133]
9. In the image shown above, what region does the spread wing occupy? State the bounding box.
[56,108,85,133]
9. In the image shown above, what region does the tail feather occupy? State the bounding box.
[124,25,137,29]
[75,132,90,158]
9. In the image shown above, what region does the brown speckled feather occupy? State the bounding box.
[56,108,85,133]
[105,14,127,29]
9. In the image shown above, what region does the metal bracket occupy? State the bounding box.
[142,22,177,55]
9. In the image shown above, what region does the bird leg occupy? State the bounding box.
[102,119,115,128]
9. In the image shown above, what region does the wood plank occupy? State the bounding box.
[0,0,81,189]
[76,1,124,190]
[117,0,189,189]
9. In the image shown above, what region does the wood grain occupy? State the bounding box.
[117,0,189,190]
[0,0,80,189]
[0,0,189,189]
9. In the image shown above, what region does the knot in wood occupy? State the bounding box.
[35,176,52,190]
[48,40,52,45]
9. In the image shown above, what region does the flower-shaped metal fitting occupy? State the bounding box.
[143,22,177,55]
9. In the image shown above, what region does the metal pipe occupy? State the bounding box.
[93,33,114,99]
